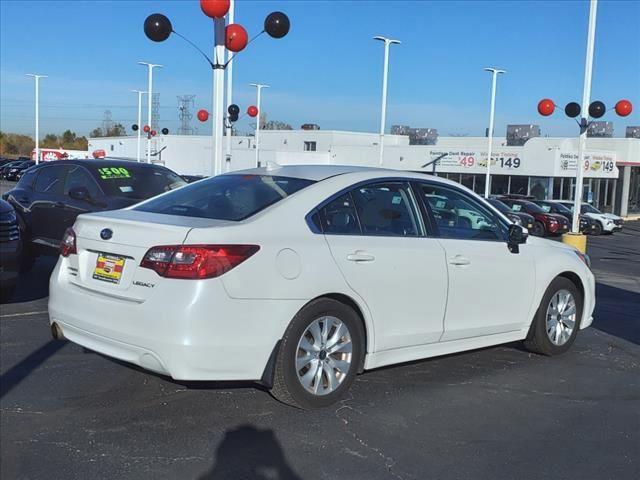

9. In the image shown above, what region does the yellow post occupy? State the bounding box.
[562,233,587,253]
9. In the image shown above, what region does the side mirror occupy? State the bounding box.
[507,224,528,254]
[68,186,92,203]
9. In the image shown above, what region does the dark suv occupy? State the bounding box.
[3,159,186,268]
[498,197,569,237]
[532,200,596,235]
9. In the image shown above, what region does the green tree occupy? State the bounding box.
[90,127,104,138]
[0,132,35,157]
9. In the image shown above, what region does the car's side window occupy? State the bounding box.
[318,193,361,235]
[351,182,421,237]
[34,166,67,195]
[418,184,503,241]
[17,169,38,189]
[64,166,101,198]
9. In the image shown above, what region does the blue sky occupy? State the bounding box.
[1,0,638,138]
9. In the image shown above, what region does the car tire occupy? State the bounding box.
[592,222,603,236]
[531,221,546,237]
[270,298,365,409]
[524,277,583,356]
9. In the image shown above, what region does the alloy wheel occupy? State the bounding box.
[295,316,353,396]
[545,289,577,346]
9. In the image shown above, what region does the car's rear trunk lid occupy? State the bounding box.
[67,210,234,301]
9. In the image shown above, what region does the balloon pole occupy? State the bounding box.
[142,6,290,176]
[213,17,226,176]
[572,0,597,234]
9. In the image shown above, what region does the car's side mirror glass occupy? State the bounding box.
[507,224,528,254]
[68,186,91,202]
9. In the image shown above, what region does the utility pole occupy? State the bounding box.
[26,73,47,164]
[177,95,196,135]
[250,83,269,167]
[483,67,506,198]
[132,90,147,162]
[138,62,162,163]
[373,36,401,166]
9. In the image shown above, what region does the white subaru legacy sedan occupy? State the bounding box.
[49,165,595,409]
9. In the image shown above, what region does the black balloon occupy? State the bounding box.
[162,128,169,135]
[588,100,606,118]
[228,104,240,115]
[264,12,290,39]
[564,102,581,118]
[144,13,172,42]
[229,113,239,123]
[132,124,139,131]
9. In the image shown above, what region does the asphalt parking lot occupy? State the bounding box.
[1,177,638,480]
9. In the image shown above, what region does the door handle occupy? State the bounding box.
[18,197,30,204]
[346,251,375,263]
[448,255,471,266]
[53,201,65,208]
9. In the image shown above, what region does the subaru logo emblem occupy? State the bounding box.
[100,228,113,240]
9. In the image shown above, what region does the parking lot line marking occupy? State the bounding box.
[0,311,48,319]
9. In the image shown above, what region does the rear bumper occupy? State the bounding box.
[48,259,305,381]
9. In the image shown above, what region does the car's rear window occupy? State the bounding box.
[134,174,315,221]
[91,165,186,200]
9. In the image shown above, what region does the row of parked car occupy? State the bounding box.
[0,159,624,299]
[489,194,623,237]
[0,158,36,182]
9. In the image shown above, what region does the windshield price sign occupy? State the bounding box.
[98,167,131,179]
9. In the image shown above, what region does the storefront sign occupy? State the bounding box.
[426,149,524,173]
[555,150,617,178]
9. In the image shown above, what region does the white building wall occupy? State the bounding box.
[88,130,637,180]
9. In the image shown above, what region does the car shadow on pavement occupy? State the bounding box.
[198,425,301,480]
[2,256,57,305]
[0,340,67,399]
[593,282,640,345]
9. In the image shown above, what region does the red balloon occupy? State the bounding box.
[197,109,209,122]
[615,99,633,117]
[537,98,555,116]
[143,125,151,132]
[200,0,229,19]
[151,130,157,137]
[225,24,248,52]
[247,105,259,117]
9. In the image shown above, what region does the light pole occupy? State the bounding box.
[373,36,400,166]
[26,74,47,164]
[572,0,598,234]
[250,83,269,167]
[138,62,162,163]
[131,89,147,162]
[225,0,235,172]
[483,67,506,198]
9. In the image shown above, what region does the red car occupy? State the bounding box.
[499,198,569,237]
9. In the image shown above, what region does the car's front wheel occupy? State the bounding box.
[524,277,583,355]
[270,298,365,409]
[531,221,546,237]
[592,221,603,236]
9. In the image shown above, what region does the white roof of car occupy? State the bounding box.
[229,164,395,182]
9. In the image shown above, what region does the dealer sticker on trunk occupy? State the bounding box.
[93,254,125,284]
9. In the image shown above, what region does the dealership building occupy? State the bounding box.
[89,128,640,217]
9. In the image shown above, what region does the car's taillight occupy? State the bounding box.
[60,228,77,257]
[140,244,260,279]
